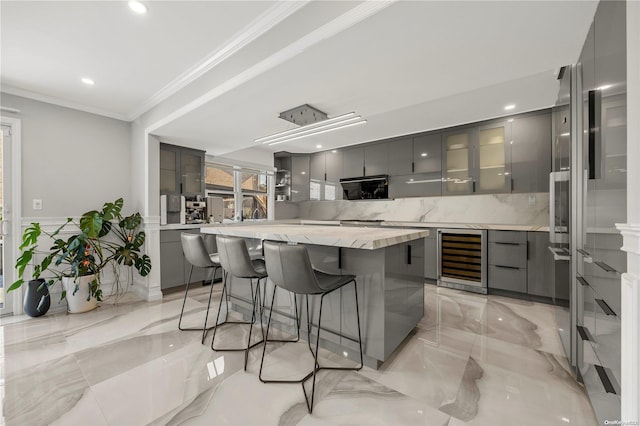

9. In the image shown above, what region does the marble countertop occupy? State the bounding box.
[201,224,429,250]
[294,219,548,232]
[160,223,219,230]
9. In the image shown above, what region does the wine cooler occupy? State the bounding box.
[437,229,487,294]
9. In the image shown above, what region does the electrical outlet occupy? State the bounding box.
[528,195,536,205]
[33,199,43,210]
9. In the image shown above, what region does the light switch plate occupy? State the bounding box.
[528,195,536,205]
[33,199,43,210]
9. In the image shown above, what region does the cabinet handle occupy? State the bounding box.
[494,241,520,245]
[594,261,619,275]
[407,244,412,265]
[576,325,594,342]
[338,247,342,269]
[595,298,617,316]
[577,275,590,287]
[324,172,327,181]
[495,265,519,270]
[363,166,366,176]
[412,162,415,173]
[594,365,617,394]
[472,181,476,192]
[588,90,602,180]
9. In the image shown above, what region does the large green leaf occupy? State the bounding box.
[80,211,103,238]
[120,213,142,230]
[15,249,33,277]
[135,254,152,276]
[101,198,123,221]
[7,279,24,292]
[131,231,145,249]
[19,223,41,249]
[98,220,112,238]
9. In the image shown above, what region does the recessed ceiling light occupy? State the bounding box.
[81,77,95,86]
[316,144,322,149]
[504,104,516,110]
[597,84,612,91]
[508,119,514,122]
[421,152,428,157]
[128,1,147,14]
[331,150,337,153]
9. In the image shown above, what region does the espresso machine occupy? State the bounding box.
[185,198,207,224]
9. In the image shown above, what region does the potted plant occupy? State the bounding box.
[8,198,152,314]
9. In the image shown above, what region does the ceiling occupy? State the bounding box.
[1,1,598,156]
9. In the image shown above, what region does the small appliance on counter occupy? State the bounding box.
[185,199,206,224]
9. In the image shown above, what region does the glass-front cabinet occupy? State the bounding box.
[442,121,511,195]
[442,128,473,194]
[477,121,511,193]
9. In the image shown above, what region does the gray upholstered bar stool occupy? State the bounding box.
[211,235,270,370]
[260,241,363,414]
[179,233,221,344]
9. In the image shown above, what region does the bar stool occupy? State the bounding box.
[260,241,363,414]
[211,235,272,370]
[179,233,221,344]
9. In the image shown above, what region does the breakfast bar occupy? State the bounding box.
[201,224,428,368]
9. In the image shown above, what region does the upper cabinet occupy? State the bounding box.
[442,127,474,195]
[413,133,442,174]
[275,152,310,202]
[309,151,343,200]
[342,147,364,178]
[160,143,205,198]
[511,112,552,193]
[364,142,388,175]
[476,120,511,194]
[387,137,413,175]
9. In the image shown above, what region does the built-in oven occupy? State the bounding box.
[437,229,487,294]
[339,175,389,200]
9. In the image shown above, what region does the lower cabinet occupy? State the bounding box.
[487,230,553,298]
[424,229,437,280]
[160,229,220,291]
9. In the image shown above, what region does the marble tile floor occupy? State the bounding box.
[0,284,597,426]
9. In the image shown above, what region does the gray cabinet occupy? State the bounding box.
[388,173,441,198]
[160,230,220,291]
[160,144,180,195]
[475,120,512,194]
[424,228,437,280]
[527,231,553,297]
[511,112,552,193]
[291,155,310,202]
[442,127,474,195]
[310,152,325,181]
[387,138,413,176]
[364,143,388,176]
[160,143,205,198]
[413,133,442,174]
[342,147,364,178]
[325,150,343,183]
[487,230,527,293]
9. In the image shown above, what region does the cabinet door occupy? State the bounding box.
[442,128,474,195]
[324,150,343,200]
[310,152,326,181]
[160,241,185,290]
[413,133,442,174]
[291,155,310,202]
[342,147,364,178]
[364,143,388,176]
[160,144,180,195]
[388,173,441,198]
[387,138,413,176]
[527,232,553,297]
[424,229,437,280]
[476,121,511,193]
[181,148,205,197]
[511,113,552,193]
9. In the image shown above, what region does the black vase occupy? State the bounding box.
[23,279,51,317]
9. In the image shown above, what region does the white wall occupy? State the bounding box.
[0,93,132,217]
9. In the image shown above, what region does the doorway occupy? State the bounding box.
[0,117,21,316]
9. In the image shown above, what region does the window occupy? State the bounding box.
[241,170,268,220]
[205,163,272,222]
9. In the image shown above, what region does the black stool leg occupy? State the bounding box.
[179,265,220,345]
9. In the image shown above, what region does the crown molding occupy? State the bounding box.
[148,0,397,133]
[618,223,640,256]
[127,1,309,121]
[1,85,129,121]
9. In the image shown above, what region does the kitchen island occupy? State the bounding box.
[201,224,428,368]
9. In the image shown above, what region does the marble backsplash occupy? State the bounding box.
[298,193,549,226]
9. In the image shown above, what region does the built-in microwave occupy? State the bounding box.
[339,175,389,200]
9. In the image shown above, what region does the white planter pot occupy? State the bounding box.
[61,274,99,313]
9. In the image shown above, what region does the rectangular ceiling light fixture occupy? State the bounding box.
[256,106,367,146]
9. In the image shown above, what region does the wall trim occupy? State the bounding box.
[617,223,640,256]
[1,85,129,122]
